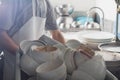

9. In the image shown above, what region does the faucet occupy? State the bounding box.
[86,7,104,30]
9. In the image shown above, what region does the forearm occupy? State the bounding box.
[0,30,19,54]
[50,30,65,44]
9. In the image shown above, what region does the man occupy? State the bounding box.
[0,0,65,80]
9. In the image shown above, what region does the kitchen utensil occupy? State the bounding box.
[20,54,39,76]
[59,23,71,29]
[71,21,81,28]
[28,45,60,64]
[96,51,120,79]
[65,39,95,67]
[20,40,46,54]
[53,43,67,60]
[20,40,44,76]
[20,40,32,54]
[85,22,100,30]
[20,39,61,76]
[64,48,76,74]
[39,35,61,46]
[36,58,66,80]
[77,55,106,80]
[82,31,115,43]
[74,51,91,68]
[56,16,73,29]
[55,4,74,16]
[65,39,81,49]
[98,42,120,53]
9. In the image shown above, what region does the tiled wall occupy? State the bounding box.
[103,19,115,33]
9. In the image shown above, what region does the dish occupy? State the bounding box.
[98,42,120,53]
[82,31,115,43]
[31,45,57,52]
[65,39,81,49]
[36,59,66,80]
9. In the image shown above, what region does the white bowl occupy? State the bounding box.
[20,54,39,76]
[20,40,45,54]
[36,59,66,80]
[28,45,61,64]
[65,39,81,49]
[20,40,32,54]
[77,55,106,80]
[64,48,76,74]
[74,51,90,67]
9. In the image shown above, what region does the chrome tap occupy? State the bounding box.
[86,7,104,30]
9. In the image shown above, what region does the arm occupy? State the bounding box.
[0,1,19,54]
[45,0,65,44]
[50,30,65,44]
[0,30,19,54]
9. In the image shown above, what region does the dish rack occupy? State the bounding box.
[14,49,118,80]
[14,35,118,80]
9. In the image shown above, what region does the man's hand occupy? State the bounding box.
[50,30,65,44]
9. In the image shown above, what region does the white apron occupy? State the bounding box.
[13,0,47,44]
[3,0,47,80]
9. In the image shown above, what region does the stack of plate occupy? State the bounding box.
[81,31,115,50]
[82,31,115,43]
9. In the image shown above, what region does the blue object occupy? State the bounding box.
[75,16,94,25]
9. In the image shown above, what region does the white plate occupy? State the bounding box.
[62,30,101,42]
[82,31,115,43]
